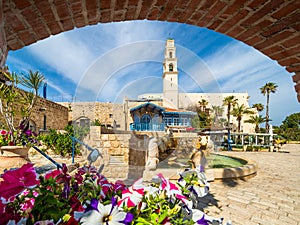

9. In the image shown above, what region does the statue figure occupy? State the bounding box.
[189,149,207,172]
[146,136,159,170]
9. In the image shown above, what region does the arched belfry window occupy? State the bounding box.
[169,63,173,72]
[169,51,173,58]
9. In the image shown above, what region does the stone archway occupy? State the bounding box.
[0,0,299,101]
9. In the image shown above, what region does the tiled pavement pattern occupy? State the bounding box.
[200,144,300,225]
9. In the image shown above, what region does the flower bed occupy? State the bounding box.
[0,163,229,225]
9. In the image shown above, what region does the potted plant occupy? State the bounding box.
[0,163,227,225]
[0,67,44,170]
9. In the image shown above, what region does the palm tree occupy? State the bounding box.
[223,95,238,127]
[245,115,267,133]
[20,70,45,129]
[0,69,45,144]
[197,99,210,128]
[231,104,254,132]
[212,105,223,117]
[252,103,264,112]
[260,82,278,132]
[198,99,208,112]
[21,70,45,97]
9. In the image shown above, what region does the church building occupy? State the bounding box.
[129,39,197,132]
[63,39,256,134]
[136,39,256,133]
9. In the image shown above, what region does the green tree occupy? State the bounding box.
[223,96,238,127]
[20,70,45,129]
[191,112,211,129]
[0,68,45,144]
[278,112,300,141]
[198,99,208,112]
[211,105,224,128]
[187,100,211,129]
[231,104,254,132]
[252,103,264,112]
[260,82,278,132]
[245,115,267,133]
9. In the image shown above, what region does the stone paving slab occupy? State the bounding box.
[201,144,300,225]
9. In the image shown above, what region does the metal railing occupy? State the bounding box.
[32,145,62,169]
[71,136,103,166]
[130,123,165,131]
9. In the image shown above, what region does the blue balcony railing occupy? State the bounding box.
[130,123,165,131]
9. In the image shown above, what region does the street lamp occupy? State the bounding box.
[227,123,233,151]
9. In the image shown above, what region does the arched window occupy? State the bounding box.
[74,116,90,127]
[141,114,152,131]
[169,63,173,71]
[141,114,151,124]
[169,51,173,58]
[29,120,37,132]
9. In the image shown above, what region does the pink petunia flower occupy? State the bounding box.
[45,169,61,180]
[157,173,193,209]
[97,174,113,199]
[118,178,145,208]
[113,180,126,193]
[0,163,40,202]
[19,190,39,211]
[0,129,7,135]
[157,173,179,195]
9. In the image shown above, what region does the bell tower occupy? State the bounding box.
[163,39,179,109]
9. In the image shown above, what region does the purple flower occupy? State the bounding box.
[78,197,134,225]
[24,130,32,136]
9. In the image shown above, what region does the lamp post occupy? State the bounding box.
[227,123,233,151]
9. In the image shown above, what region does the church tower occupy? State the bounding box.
[163,39,179,109]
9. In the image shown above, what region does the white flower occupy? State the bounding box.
[192,209,223,225]
[118,178,145,208]
[80,200,131,225]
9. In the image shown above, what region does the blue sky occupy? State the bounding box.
[5,20,299,126]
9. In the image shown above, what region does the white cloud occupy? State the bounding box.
[5,20,297,125]
[28,33,94,84]
[74,40,164,101]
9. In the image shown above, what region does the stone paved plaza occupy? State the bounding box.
[202,144,300,225]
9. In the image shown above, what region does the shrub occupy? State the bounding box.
[39,125,89,156]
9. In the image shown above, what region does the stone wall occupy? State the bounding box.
[82,126,148,181]
[31,98,68,131]
[59,102,126,130]
[0,93,68,132]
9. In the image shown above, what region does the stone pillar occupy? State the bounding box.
[0,0,7,67]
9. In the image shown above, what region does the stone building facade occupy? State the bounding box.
[0,94,69,132]
[30,97,69,131]
[139,40,257,133]
[61,40,256,133]
[59,102,126,130]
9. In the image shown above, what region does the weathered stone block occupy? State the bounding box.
[103,141,111,148]
[111,141,120,148]
[101,134,109,141]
